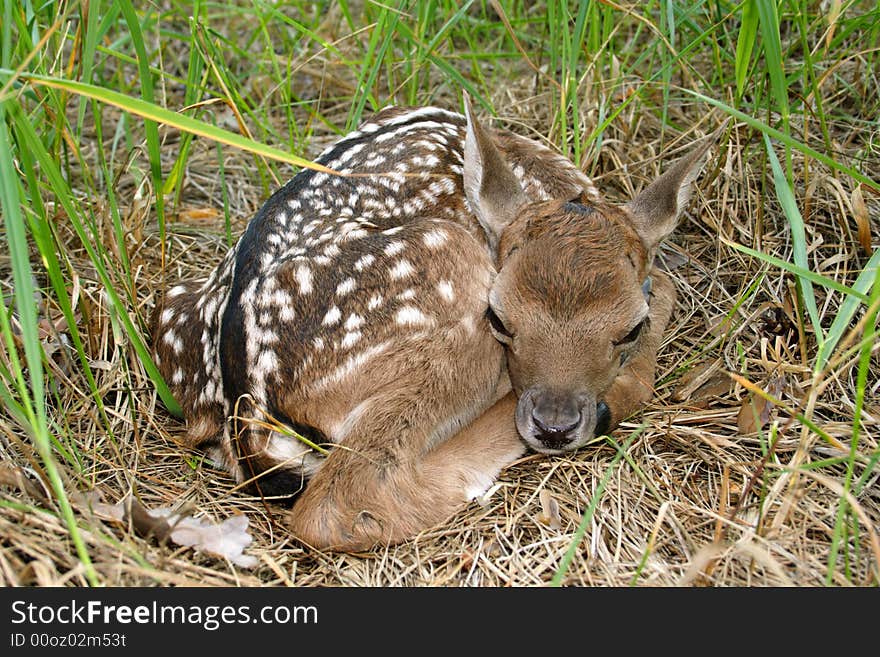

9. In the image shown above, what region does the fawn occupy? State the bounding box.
[152,96,712,551]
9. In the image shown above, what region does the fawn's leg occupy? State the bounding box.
[598,268,676,433]
[288,390,525,551]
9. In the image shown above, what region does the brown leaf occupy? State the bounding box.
[707,313,736,338]
[673,362,732,403]
[536,489,561,530]
[851,186,873,256]
[0,464,49,503]
[737,375,784,434]
[654,244,690,271]
[177,207,221,222]
[696,374,734,401]
[86,495,257,568]
[125,498,175,543]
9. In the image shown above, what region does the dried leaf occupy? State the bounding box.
[673,362,725,402]
[851,186,873,255]
[177,207,221,222]
[536,489,561,530]
[737,375,784,434]
[654,243,690,271]
[0,464,49,503]
[695,373,734,402]
[150,509,258,568]
[707,313,736,338]
[825,0,842,49]
[757,303,795,338]
[86,495,258,568]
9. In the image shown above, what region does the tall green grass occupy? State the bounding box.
[0,0,878,584]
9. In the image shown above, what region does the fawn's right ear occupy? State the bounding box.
[463,93,527,254]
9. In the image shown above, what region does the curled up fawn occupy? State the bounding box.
[152,95,713,551]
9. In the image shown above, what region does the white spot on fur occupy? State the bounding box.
[384,240,405,256]
[465,471,495,502]
[423,229,448,248]
[460,315,476,334]
[310,340,392,392]
[396,306,430,326]
[390,259,414,280]
[398,288,415,301]
[168,284,187,298]
[172,368,184,385]
[336,278,356,296]
[160,308,174,324]
[354,254,375,271]
[368,294,383,310]
[437,280,455,302]
[341,331,362,349]
[323,306,341,326]
[295,264,312,295]
[280,305,296,322]
[342,228,369,241]
[344,314,363,331]
[254,350,278,377]
[313,337,325,350]
[329,399,371,441]
[271,290,293,308]
[264,433,309,462]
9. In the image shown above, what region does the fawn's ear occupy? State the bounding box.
[463,93,527,254]
[626,137,714,253]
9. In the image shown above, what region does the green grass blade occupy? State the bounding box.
[680,89,880,192]
[163,10,206,208]
[764,133,823,347]
[826,266,879,582]
[14,118,114,439]
[8,101,183,418]
[118,0,168,257]
[550,426,644,586]
[755,0,789,125]
[76,0,105,135]
[3,71,335,173]
[347,2,400,130]
[815,248,880,374]
[735,0,759,101]
[0,101,98,585]
[725,241,868,304]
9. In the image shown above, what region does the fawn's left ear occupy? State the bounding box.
[626,136,714,254]
[462,93,527,255]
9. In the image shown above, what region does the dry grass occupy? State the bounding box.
[1,3,878,587]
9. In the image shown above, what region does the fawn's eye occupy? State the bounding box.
[614,318,646,347]
[486,307,514,341]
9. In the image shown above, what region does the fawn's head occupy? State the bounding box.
[463,97,712,454]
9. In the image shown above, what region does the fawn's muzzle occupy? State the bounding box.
[516,388,598,454]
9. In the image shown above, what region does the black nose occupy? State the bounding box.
[532,407,581,448]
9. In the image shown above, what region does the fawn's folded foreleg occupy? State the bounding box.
[288,391,524,551]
